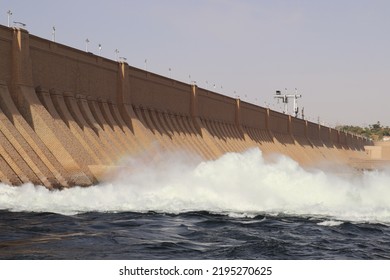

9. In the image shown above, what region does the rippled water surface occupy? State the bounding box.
[1,211,390,259]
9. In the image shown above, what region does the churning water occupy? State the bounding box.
[1,148,390,259]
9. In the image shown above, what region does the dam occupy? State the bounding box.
[0,25,375,188]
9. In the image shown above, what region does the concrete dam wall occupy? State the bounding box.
[0,25,372,188]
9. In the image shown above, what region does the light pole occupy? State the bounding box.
[52,26,56,42]
[13,21,26,28]
[119,57,127,63]
[144,59,147,71]
[7,10,12,27]
[115,49,119,61]
[98,44,102,56]
[85,38,89,52]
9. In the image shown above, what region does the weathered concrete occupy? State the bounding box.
[0,25,376,188]
[363,142,390,169]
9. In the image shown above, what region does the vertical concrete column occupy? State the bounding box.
[117,62,153,147]
[304,120,309,139]
[320,126,331,145]
[336,130,341,146]
[190,84,198,119]
[117,62,132,127]
[266,108,270,131]
[11,28,33,85]
[265,108,276,141]
[234,98,252,144]
[11,28,33,112]
[118,62,128,101]
[234,98,245,137]
[190,84,221,157]
[235,98,241,129]
[307,121,322,148]
[190,84,201,133]
[288,115,293,136]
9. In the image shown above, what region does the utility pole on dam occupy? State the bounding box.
[7,10,12,27]
[274,88,302,118]
[52,26,56,42]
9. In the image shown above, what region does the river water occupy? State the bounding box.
[1,149,390,259]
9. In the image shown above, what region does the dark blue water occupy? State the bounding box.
[1,210,390,260]
[1,150,390,259]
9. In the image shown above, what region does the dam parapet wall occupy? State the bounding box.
[0,25,373,188]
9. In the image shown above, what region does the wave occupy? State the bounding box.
[1,148,390,223]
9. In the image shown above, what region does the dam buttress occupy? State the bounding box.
[0,25,373,188]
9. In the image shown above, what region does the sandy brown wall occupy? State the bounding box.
[197,87,236,123]
[307,122,320,142]
[268,110,289,135]
[29,34,118,102]
[0,26,12,83]
[290,118,307,138]
[129,68,191,115]
[0,25,374,188]
[330,128,340,146]
[240,102,267,130]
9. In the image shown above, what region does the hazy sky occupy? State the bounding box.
[2,0,389,127]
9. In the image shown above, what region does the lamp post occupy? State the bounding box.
[85,38,89,52]
[119,57,127,63]
[115,49,119,61]
[7,10,12,27]
[98,44,102,56]
[13,21,26,28]
[52,26,56,42]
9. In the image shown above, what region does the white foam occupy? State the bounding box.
[317,220,344,227]
[1,148,390,223]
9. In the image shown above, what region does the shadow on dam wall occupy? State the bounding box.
[0,25,372,188]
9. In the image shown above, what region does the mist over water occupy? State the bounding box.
[1,148,390,223]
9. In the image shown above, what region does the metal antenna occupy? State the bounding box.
[293,88,301,118]
[274,88,302,116]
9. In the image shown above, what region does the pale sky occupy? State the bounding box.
[2,0,389,127]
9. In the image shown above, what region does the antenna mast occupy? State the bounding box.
[274,88,302,117]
